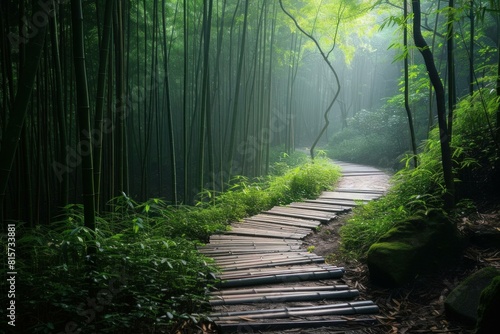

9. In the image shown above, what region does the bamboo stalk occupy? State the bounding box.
[210,251,319,261]
[200,248,303,256]
[218,267,339,278]
[217,269,345,286]
[211,287,353,300]
[201,241,303,247]
[209,289,360,305]
[334,188,386,194]
[304,199,358,206]
[264,208,336,222]
[289,203,347,212]
[215,253,323,264]
[209,235,302,242]
[246,215,320,227]
[225,228,306,239]
[319,191,380,201]
[211,301,375,317]
[215,317,378,331]
[213,305,378,319]
[233,222,312,234]
[219,257,325,271]
[210,285,351,296]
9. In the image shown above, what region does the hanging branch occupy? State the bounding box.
[278,0,341,160]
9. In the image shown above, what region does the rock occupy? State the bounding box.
[468,224,500,248]
[444,267,500,326]
[367,212,463,287]
[475,275,500,334]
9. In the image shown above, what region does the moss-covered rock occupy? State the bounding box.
[367,212,463,287]
[475,275,500,333]
[444,267,500,326]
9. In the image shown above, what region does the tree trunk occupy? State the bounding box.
[93,0,113,211]
[161,0,178,204]
[199,0,214,193]
[404,0,418,167]
[447,0,456,138]
[71,0,96,230]
[50,4,69,207]
[412,0,455,210]
[228,0,249,176]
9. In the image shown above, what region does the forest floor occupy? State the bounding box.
[257,170,500,334]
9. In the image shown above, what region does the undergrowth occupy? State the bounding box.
[340,87,499,259]
[5,153,341,333]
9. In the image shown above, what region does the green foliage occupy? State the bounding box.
[12,204,217,333]
[265,156,341,205]
[327,63,433,169]
[340,87,499,259]
[5,154,340,333]
[327,106,414,168]
[268,149,309,176]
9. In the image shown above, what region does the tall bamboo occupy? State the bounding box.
[0,3,47,227]
[70,0,96,230]
[404,0,418,167]
[228,0,249,176]
[93,0,113,211]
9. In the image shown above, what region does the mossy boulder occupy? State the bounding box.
[476,275,500,334]
[444,267,500,326]
[367,212,463,287]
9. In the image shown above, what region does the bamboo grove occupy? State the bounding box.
[1,0,500,227]
[0,0,389,226]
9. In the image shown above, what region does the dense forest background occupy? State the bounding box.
[0,0,402,226]
[1,0,499,227]
[1,0,498,226]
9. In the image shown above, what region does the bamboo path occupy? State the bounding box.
[200,161,389,332]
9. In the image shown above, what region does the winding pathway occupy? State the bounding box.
[199,161,389,333]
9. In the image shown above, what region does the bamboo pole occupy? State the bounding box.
[209,289,360,305]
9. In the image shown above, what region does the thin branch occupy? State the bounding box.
[278,0,341,160]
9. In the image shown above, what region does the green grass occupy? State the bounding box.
[6,153,341,333]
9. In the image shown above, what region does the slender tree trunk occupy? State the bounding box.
[447,0,456,138]
[199,0,213,193]
[114,0,127,197]
[404,0,418,167]
[161,0,178,204]
[228,0,249,176]
[50,4,69,207]
[183,0,189,203]
[212,0,227,190]
[469,1,475,96]
[412,0,455,210]
[264,1,277,174]
[71,0,96,230]
[427,0,442,134]
[496,10,500,144]
[93,0,113,211]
